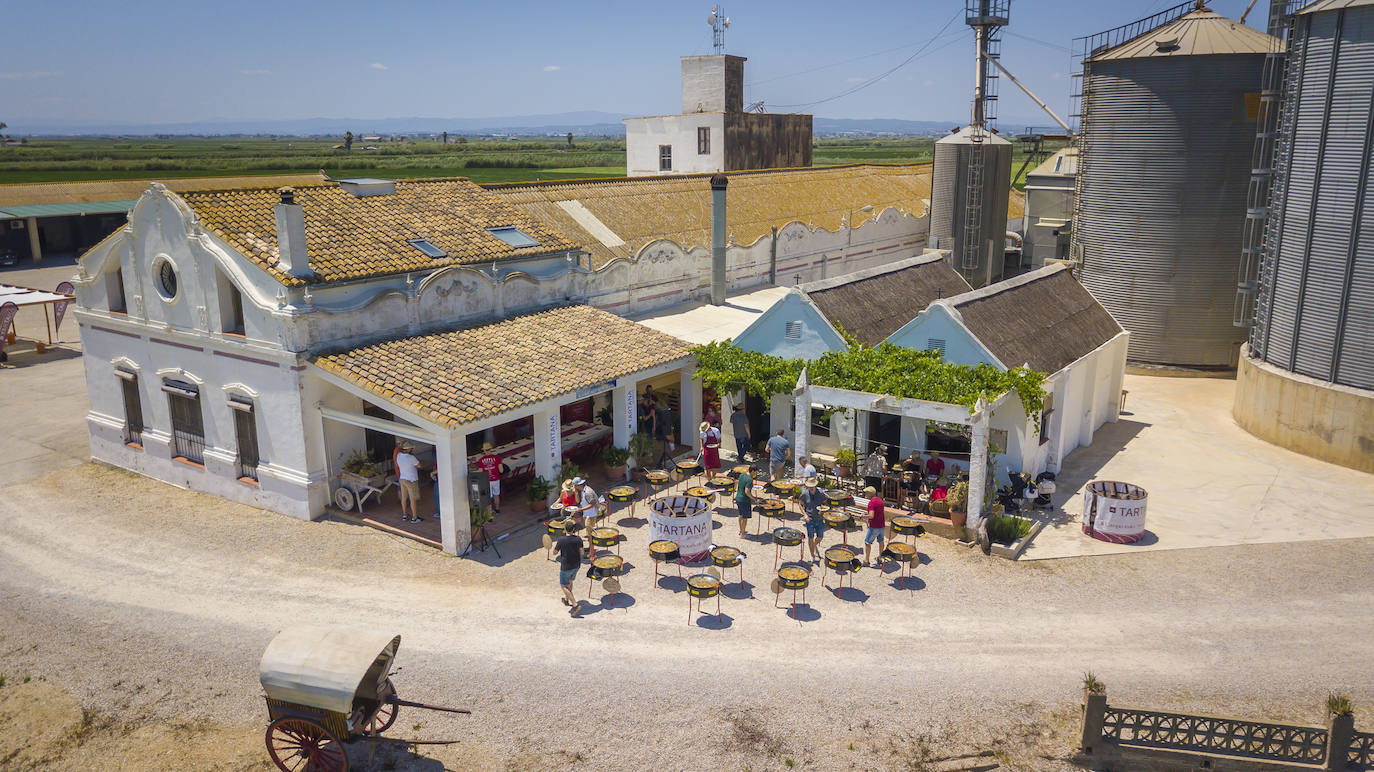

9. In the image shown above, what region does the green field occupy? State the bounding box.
[0,135,1062,187]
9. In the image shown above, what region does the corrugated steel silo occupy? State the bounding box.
[1250,0,1374,390]
[1073,7,1279,367]
[929,126,1013,288]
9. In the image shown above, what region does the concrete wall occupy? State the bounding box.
[681,55,745,113]
[1234,346,1374,474]
[624,114,725,176]
[724,113,813,171]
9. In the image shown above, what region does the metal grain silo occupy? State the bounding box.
[1249,0,1374,390]
[929,126,1013,288]
[1073,6,1279,367]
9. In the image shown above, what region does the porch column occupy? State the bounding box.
[792,370,810,476]
[967,406,990,533]
[435,431,471,555]
[679,366,700,450]
[534,408,562,483]
[26,217,42,264]
[612,379,636,448]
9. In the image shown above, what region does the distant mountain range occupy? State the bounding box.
[10,112,1003,138]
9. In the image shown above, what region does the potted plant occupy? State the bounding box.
[339,449,385,488]
[834,448,857,477]
[602,445,630,481]
[629,433,657,475]
[526,476,553,513]
[470,502,493,543]
[947,480,969,531]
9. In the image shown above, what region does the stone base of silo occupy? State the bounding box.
[1233,345,1374,474]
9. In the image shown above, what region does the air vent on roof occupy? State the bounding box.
[927,337,946,355]
[785,321,803,340]
[486,226,540,248]
[338,178,396,197]
[1154,37,1180,53]
[407,238,447,259]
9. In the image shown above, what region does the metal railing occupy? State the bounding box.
[1351,731,1374,768]
[172,429,206,465]
[1102,707,1327,764]
[237,459,259,482]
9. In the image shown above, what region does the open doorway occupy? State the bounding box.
[868,411,901,465]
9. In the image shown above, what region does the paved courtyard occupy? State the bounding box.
[1024,373,1374,560]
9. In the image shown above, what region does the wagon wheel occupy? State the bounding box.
[362,680,399,735]
[333,486,358,512]
[265,716,348,772]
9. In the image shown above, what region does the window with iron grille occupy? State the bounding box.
[232,403,260,480]
[659,144,672,171]
[697,127,711,155]
[785,321,803,339]
[119,374,143,445]
[166,386,205,464]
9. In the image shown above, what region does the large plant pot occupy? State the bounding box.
[528,499,547,514]
[605,465,627,482]
[950,508,968,530]
[836,465,852,478]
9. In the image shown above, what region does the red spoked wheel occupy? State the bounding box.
[266,716,348,772]
[362,680,398,735]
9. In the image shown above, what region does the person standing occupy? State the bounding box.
[573,477,602,559]
[862,445,888,491]
[862,485,886,567]
[799,478,826,563]
[394,442,424,523]
[734,465,754,538]
[766,429,791,482]
[475,441,504,514]
[553,519,584,617]
[729,403,751,461]
[699,421,722,474]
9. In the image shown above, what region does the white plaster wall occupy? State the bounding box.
[624,114,725,176]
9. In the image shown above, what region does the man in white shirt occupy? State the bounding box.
[395,442,424,523]
[573,477,603,559]
[797,455,818,480]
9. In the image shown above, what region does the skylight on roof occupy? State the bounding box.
[487,226,541,248]
[407,238,447,258]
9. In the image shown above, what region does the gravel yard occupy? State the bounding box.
[2,462,1373,771]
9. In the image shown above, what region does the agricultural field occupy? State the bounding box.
[0,135,1063,187]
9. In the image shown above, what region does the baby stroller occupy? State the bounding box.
[1032,471,1056,508]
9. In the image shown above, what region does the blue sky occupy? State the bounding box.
[4,0,1267,128]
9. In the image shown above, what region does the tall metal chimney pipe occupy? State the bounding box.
[710,174,728,305]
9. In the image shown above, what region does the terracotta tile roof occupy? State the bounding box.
[180,178,579,286]
[486,164,937,269]
[947,265,1124,374]
[0,173,327,208]
[312,305,694,427]
[800,254,972,346]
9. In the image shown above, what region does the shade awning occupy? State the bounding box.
[0,200,138,219]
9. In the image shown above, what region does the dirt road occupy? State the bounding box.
[2,462,1372,771]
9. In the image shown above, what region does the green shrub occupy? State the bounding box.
[835,449,857,468]
[602,445,630,466]
[526,476,553,502]
[986,514,1032,544]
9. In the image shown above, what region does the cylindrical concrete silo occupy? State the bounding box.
[1073,7,1278,367]
[1250,0,1374,391]
[929,126,1013,288]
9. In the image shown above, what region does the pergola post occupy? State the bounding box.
[26,217,42,264]
[792,369,810,476]
[534,408,562,483]
[435,431,471,555]
[967,403,990,533]
[612,379,636,448]
[679,366,700,450]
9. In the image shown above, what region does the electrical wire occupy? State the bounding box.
[747,31,959,87]
[1003,31,1072,53]
[769,11,964,111]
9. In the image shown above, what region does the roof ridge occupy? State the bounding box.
[798,252,950,295]
[480,162,931,191]
[945,264,1067,307]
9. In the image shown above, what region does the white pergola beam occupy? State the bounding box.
[318,405,437,443]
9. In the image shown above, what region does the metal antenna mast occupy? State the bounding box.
[961,0,1011,273]
[708,6,730,54]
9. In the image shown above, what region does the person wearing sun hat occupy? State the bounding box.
[699,420,722,473]
[799,477,827,563]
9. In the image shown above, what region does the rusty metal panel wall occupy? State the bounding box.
[1256,4,1374,390]
[1074,54,1264,367]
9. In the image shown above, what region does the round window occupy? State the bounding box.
[153,256,178,301]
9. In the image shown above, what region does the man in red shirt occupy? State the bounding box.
[862,485,887,567]
[476,441,504,514]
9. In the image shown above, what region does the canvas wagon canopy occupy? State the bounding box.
[258,625,400,715]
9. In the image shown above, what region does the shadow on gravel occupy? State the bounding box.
[889,576,925,592]
[781,603,821,623]
[721,581,753,600]
[691,610,734,629]
[655,575,688,593]
[826,585,869,603]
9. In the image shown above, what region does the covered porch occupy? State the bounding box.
[306,305,696,555]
